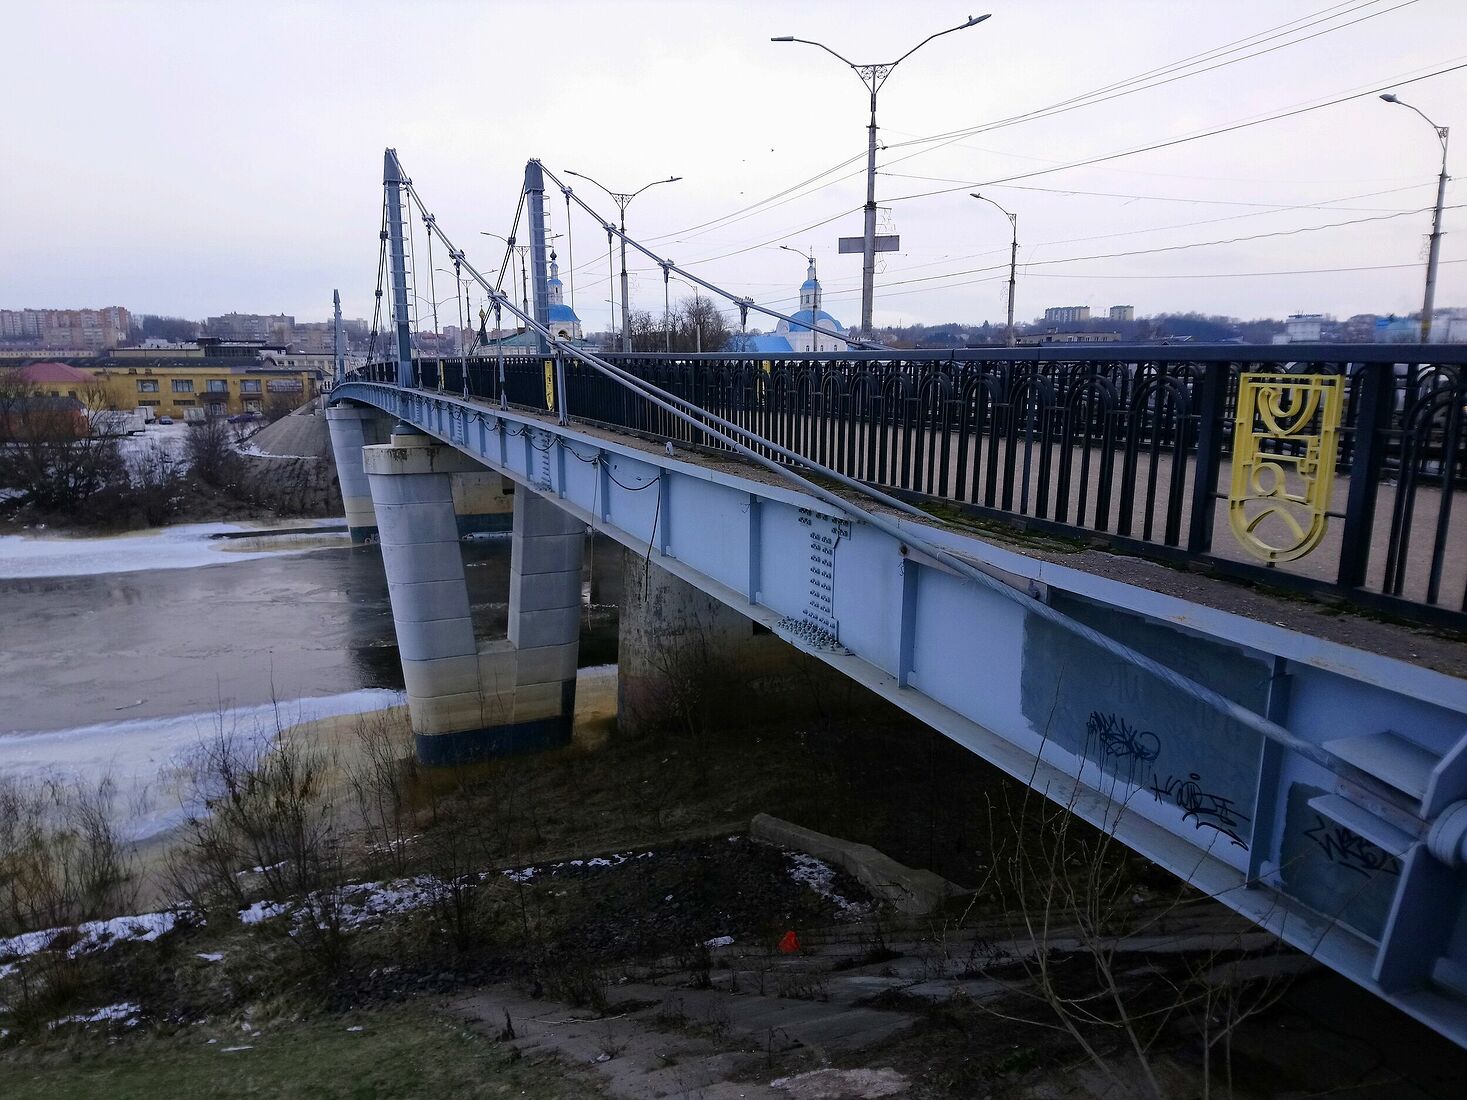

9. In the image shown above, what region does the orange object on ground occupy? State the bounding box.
[778,930,800,954]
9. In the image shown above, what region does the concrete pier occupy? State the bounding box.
[362,426,585,764]
[452,470,515,536]
[325,404,388,543]
[618,554,870,735]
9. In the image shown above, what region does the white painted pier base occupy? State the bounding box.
[325,404,388,543]
[362,425,583,764]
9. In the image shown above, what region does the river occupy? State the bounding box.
[0,522,536,835]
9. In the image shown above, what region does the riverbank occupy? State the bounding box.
[8,686,1467,1099]
[0,402,341,536]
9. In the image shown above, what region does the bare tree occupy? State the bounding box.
[625,299,729,353]
[0,373,125,513]
[184,408,242,489]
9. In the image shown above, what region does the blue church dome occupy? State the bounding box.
[544,251,581,329]
[787,308,844,334]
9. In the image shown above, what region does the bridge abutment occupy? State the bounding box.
[617,553,869,735]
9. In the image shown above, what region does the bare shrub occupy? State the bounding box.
[414,777,501,953]
[0,774,136,938]
[0,775,135,1035]
[166,720,350,974]
[127,438,185,525]
[184,411,243,490]
[958,765,1296,1099]
[0,375,127,514]
[348,709,417,879]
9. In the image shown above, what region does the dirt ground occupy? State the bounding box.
[6,673,1467,1098]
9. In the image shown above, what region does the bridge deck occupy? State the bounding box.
[541,407,1466,680]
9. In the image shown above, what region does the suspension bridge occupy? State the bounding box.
[326,149,1467,1048]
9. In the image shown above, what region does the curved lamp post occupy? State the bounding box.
[1381,93,1450,343]
[773,14,990,341]
[971,192,1018,347]
[564,170,682,352]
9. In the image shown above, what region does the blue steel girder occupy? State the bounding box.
[334,381,1467,1046]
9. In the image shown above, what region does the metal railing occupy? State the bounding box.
[349,344,1467,627]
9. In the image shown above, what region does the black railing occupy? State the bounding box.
[347,345,1467,627]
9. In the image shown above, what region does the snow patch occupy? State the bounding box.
[787,853,866,919]
[49,1002,142,1030]
[239,900,289,925]
[0,911,178,963]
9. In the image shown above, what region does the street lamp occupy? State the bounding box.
[971,193,1018,347]
[479,232,531,327]
[1381,93,1451,343]
[773,14,990,342]
[564,170,682,352]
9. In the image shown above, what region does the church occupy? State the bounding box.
[546,251,582,341]
[733,255,850,354]
[477,250,585,349]
[775,255,848,352]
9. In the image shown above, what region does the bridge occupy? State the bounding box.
[325,150,1467,1047]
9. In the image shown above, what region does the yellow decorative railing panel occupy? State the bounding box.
[1227,372,1343,563]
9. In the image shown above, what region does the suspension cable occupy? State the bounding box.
[406,190,420,343]
[366,191,389,366]
[392,173,1378,800]
[542,162,885,351]
[564,187,576,312]
[425,215,439,367]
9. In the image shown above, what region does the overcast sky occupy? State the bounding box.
[3,0,1464,331]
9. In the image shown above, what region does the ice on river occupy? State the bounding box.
[0,519,345,578]
[0,689,401,840]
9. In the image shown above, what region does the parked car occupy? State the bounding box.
[227,412,262,424]
[156,416,174,425]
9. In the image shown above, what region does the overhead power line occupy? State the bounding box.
[630,0,1425,259]
[881,60,1467,205]
[875,0,1420,165]
[614,1,1413,258]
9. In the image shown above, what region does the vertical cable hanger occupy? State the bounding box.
[564,188,577,312]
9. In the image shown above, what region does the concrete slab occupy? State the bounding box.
[751,814,965,916]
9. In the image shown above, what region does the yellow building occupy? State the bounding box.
[91,361,322,418]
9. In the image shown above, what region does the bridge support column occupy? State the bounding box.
[501,489,586,743]
[451,471,514,536]
[325,404,388,543]
[364,429,584,764]
[618,555,868,735]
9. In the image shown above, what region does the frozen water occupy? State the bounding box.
[0,689,402,840]
[0,518,344,579]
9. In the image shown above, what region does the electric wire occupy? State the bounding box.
[380,166,1384,813]
[874,0,1422,169]
[614,0,1424,258]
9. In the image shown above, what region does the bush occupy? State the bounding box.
[0,775,135,938]
[184,412,243,490]
[167,722,351,975]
